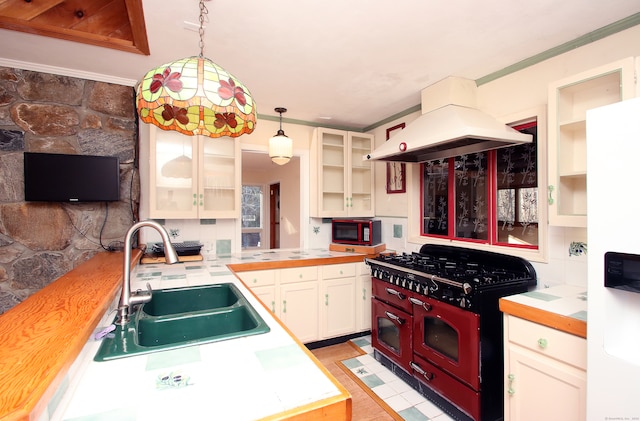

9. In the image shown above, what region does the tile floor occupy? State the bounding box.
[344,336,455,421]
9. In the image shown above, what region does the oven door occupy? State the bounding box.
[411,295,480,389]
[371,298,413,374]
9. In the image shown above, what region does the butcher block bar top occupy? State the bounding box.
[0,250,140,421]
[0,248,362,421]
[499,285,588,338]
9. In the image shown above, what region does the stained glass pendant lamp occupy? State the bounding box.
[136,0,256,138]
[269,107,293,165]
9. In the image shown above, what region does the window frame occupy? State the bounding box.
[406,106,548,263]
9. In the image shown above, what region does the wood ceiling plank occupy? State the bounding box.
[70,0,130,38]
[0,0,64,20]
[0,0,149,55]
[124,0,149,55]
[31,0,111,29]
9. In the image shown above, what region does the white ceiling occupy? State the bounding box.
[0,0,639,130]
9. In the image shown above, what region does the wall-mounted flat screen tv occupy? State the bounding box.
[24,152,120,202]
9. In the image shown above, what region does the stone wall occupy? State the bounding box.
[0,67,139,314]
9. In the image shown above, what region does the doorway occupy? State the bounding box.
[270,183,280,249]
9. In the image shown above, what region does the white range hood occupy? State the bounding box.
[366,77,533,162]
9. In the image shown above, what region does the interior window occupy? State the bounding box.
[241,185,263,249]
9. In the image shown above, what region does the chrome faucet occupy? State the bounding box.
[115,220,179,326]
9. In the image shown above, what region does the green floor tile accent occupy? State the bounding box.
[342,357,363,369]
[160,274,186,281]
[393,224,403,238]
[352,338,371,348]
[361,373,384,389]
[398,406,430,421]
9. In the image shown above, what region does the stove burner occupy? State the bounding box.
[368,245,536,313]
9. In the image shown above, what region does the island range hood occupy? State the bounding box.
[366,77,533,163]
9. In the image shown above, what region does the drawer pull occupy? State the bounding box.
[385,287,406,300]
[409,297,432,312]
[537,338,548,349]
[508,374,515,395]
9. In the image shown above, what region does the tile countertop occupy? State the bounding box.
[499,285,587,338]
[53,249,361,421]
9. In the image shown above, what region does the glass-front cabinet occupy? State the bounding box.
[547,57,635,227]
[149,126,241,219]
[311,128,374,217]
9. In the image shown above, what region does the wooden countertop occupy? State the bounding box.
[0,250,358,421]
[0,250,138,421]
[499,285,587,339]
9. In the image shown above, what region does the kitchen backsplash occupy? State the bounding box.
[139,217,587,290]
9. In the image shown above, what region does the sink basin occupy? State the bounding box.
[142,283,240,316]
[137,306,259,347]
[94,283,270,361]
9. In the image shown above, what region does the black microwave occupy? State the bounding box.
[332,219,381,246]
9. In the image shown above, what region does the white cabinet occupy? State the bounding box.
[311,128,375,217]
[237,261,368,343]
[320,263,357,339]
[149,126,241,219]
[547,57,635,227]
[238,266,319,343]
[279,266,319,342]
[355,262,372,332]
[504,315,587,421]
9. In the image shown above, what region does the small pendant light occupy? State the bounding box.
[269,107,293,165]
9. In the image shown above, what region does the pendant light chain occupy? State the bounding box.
[198,0,208,58]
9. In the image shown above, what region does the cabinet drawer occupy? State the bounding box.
[507,316,586,370]
[280,266,318,284]
[322,263,356,280]
[237,270,276,287]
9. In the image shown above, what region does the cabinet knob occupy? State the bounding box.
[548,185,555,205]
[508,373,515,395]
[537,338,548,349]
[325,293,329,306]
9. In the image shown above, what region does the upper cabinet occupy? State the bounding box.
[149,126,241,219]
[311,128,375,218]
[547,57,635,227]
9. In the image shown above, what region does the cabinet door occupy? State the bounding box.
[199,136,241,218]
[280,281,319,343]
[356,263,372,332]
[505,344,586,421]
[321,277,357,339]
[314,128,349,217]
[251,285,278,315]
[348,133,374,217]
[548,57,635,227]
[149,128,198,218]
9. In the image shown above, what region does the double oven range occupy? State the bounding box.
[366,244,536,421]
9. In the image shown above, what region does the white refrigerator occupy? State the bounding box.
[587,96,640,419]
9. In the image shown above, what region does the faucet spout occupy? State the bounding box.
[115,220,179,326]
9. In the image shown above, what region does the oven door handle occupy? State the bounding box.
[410,361,434,381]
[384,311,405,325]
[408,296,432,312]
[385,287,406,300]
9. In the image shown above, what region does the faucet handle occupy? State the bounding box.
[129,282,153,307]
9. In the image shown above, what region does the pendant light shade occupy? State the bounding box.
[269,107,293,165]
[136,1,256,138]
